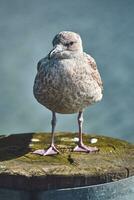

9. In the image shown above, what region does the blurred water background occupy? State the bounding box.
[0,0,134,142]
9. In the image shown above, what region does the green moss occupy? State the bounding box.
[0,132,133,177]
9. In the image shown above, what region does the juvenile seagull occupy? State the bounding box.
[33,31,103,156]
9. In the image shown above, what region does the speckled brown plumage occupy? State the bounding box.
[33,31,103,156]
[33,32,103,114]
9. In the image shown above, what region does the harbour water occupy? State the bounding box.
[0,0,134,143]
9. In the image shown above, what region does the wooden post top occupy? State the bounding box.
[0,132,133,191]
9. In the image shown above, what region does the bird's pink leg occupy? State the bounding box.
[73,111,98,153]
[33,112,59,156]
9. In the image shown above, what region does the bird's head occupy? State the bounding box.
[49,31,83,59]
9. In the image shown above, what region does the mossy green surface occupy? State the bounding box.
[0,132,133,179]
[0,133,134,174]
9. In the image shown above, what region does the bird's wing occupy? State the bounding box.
[84,53,103,91]
[37,55,49,72]
[34,55,50,96]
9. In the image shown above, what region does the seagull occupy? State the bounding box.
[33,31,103,156]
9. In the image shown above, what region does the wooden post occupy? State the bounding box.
[0,132,134,200]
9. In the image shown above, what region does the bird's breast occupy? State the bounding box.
[33,58,102,113]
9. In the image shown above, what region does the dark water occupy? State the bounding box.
[0,0,134,142]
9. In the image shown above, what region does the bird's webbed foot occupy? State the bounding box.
[73,143,98,153]
[33,145,59,156]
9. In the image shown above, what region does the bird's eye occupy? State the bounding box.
[65,41,74,47]
[69,41,74,45]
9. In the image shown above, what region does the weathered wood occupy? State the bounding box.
[0,132,133,191]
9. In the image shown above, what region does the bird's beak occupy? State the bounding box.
[49,45,63,59]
